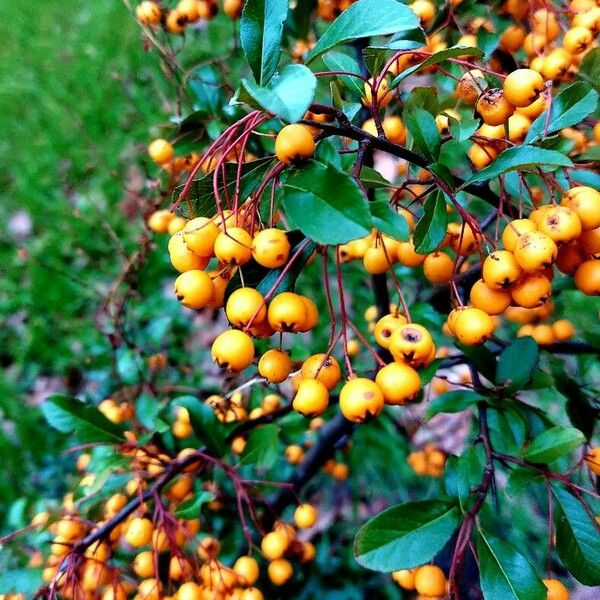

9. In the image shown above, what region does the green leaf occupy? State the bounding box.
[463,146,573,186]
[578,48,600,93]
[189,65,222,116]
[552,484,600,586]
[403,86,439,115]
[173,491,215,519]
[477,531,546,600]
[42,395,124,443]
[424,390,485,420]
[525,82,599,143]
[506,468,544,496]
[224,231,316,303]
[369,200,410,240]
[456,344,497,381]
[521,426,585,464]
[554,370,598,441]
[305,0,419,63]
[487,407,526,455]
[456,445,485,510]
[173,158,275,219]
[413,190,448,254]
[135,393,161,430]
[391,46,483,87]
[240,0,288,86]
[449,114,479,143]
[404,107,441,161]
[322,52,364,98]
[282,161,372,244]
[173,396,226,457]
[238,64,317,123]
[354,500,461,572]
[240,424,280,469]
[496,337,539,392]
[360,167,393,189]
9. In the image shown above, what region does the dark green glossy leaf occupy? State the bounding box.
[369,200,409,240]
[578,48,600,93]
[306,0,419,63]
[360,167,393,189]
[456,344,497,381]
[506,468,544,497]
[173,158,275,219]
[464,146,573,186]
[521,426,585,464]
[413,190,448,254]
[477,531,546,600]
[424,390,485,420]
[457,445,485,510]
[322,52,364,97]
[496,337,539,392]
[238,64,317,123]
[354,500,460,572]
[173,396,226,457]
[42,395,124,443]
[404,107,441,161]
[552,484,600,585]
[240,424,280,469]
[526,82,599,143]
[240,0,288,86]
[282,161,372,244]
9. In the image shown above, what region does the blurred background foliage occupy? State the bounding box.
[0,0,170,524]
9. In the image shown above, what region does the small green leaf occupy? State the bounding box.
[506,468,544,496]
[496,337,539,391]
[322,52,364,97]
[413,190,448,254]
[174,158,275,219]
[464,146,573,186]
[578,47,600,93]
[424,390,485,420]
[306,0,419,63]
[282,161,372,244]
[240,424,280,469]
[477,531,546,600]
[354,500,460,572]
[552,484,600,586]
[173,491,215,519]
[404,107,441,161]
[173,396,226,457]
[240,0,288,86]
[42,395,124,443]
[456,344,497,381]
[521,427,585,464]
[369,200,410,240]
[189,65,222,116]
[487,407,526,456]
[238,64,317,123]
[135,393,161,430]
[391,46,483,87]
[456,445,485,510]
[526,82,599,143]
[449,115,479,143]
[360,167,394,189]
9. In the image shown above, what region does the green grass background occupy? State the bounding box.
[0,0,166,521]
